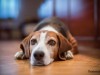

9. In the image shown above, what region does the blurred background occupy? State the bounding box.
[0,0,100,41]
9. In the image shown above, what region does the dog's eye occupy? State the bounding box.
[48,40,56,46]
[31,39,37,45]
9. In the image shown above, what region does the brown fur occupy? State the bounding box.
[67,31,78,54]
[20,32,34,58]
[57,33,72,60]
[46,31,59,60]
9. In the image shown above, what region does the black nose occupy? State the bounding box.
[34,51,44,60]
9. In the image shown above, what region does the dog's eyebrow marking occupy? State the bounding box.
[40,25,58,33]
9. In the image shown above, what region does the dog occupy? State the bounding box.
[15,17,78,66]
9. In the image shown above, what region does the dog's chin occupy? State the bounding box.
[34,61,45,66]
[30,59,54,66]
[30,60,47,66]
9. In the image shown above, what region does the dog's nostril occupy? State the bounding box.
[34,51,44,60]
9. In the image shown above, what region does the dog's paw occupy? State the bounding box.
[14,51,25,59]
[65,51,73,59]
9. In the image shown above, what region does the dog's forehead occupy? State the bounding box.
[40,31,58,39]
[46,31,57,38]
[30,31,41,39]
[31,31,57,39]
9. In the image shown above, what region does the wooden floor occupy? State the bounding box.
[0,40,100,75]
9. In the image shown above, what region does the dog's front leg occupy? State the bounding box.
[14,51,26,59]
[65,51,74,59]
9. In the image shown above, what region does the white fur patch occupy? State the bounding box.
[65,51,73,59]
[30,32,54,65]
[14,51,23,59]
[40,25,58,33]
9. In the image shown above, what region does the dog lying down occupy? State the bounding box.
[15,17,78,66]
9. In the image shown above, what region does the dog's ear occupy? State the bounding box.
[57,33,72,60]
[20,32,34,58]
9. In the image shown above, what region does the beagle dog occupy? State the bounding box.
[15,17,78,66]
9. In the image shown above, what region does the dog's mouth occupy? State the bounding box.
[33,60,45,66]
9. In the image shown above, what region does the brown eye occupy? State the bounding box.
[31,39,37,45]
[48,40,56,46]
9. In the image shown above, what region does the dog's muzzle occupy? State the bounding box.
[33,51,45,65]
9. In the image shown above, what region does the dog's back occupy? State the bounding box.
[34,17,69,38]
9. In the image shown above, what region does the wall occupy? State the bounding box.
[53,0,99,40]
[15,0,43,27]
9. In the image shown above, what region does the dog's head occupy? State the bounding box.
[20,31,72,66]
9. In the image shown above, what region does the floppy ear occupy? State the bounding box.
[57,33,72,60]
[20,32,34,58]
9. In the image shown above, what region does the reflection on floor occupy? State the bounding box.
[0,40,100,75]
